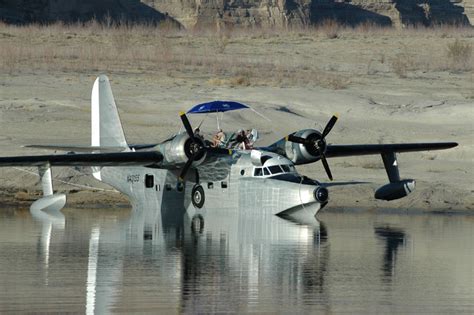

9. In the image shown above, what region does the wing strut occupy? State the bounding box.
[381,152,400,183]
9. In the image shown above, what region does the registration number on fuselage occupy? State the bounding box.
[127,174,140,183]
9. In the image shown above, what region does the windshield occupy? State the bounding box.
[254,164,295,177]
[268,165,283,174]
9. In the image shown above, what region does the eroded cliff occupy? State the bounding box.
[0,0,472,28]
[143,0,471,29]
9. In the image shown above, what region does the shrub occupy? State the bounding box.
[319,19,340,39]
[391,53,409,78]
[446,39,472,71]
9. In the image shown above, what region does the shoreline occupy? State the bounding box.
[1,188,472,214]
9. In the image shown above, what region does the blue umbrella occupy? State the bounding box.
[187,101,249,114]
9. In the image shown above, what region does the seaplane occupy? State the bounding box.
[0,75,457,219]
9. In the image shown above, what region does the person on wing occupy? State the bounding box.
[211,129,226,147]
[244,129,254,149]
[233,129,251,150]
[194,128,204,141]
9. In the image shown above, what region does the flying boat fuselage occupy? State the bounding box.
[98,148,328,217]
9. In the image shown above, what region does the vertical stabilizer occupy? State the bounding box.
[91,75,129,180]
[91,75,128,149]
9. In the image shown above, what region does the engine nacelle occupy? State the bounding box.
[157,133,206,167]
[374,179,415,201]
[284,129,323,165]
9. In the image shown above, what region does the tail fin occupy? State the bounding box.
[91,75,129,181]
[91,75,128,149]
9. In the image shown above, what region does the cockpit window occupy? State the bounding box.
[281,165,291,173]
[268,165,283,174]
[255,166,293,176]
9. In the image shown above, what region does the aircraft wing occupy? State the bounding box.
[325,142,457,158]
[0,151,164,167]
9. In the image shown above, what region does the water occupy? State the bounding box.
[0,206,473,313]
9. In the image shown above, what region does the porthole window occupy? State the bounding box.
[208,182,214,189]
[240,169,245,176]
[145,174,154,188]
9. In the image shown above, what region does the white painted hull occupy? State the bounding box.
[99,166,323,219]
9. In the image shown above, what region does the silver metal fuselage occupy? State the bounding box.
[98,151,324,219]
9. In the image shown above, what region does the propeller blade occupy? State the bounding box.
[180,112,195,140]
[179,155,195,182]
[320,154,333,181]
[286,134,307,144]
[321,114,338,139]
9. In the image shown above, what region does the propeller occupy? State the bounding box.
[286,114,338,181]
[178,112,232,182]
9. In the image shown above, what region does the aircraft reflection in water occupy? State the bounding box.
[374,225,407,280]
[30,204,65,286]
[2,206,473,313]
[29,203,329,314]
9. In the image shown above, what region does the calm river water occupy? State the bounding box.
[0,206,473,313]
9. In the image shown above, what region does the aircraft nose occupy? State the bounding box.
[314,187,329,203]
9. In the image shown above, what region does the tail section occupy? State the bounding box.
[91,75,128,149]
[91,75,129,180]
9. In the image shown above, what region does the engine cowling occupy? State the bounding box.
[157,133,206,166]
[284,129,324,165]
[374,179,415,201]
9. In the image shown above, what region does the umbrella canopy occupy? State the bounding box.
[187,101,249,114]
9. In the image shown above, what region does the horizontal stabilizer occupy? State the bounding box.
[25,143,159,152]
[24,145,126,153]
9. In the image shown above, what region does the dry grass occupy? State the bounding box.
[391,53,410,78]
[319,19,340,39]
[446,39,472,71]
[0,21,473,88]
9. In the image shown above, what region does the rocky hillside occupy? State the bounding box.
[0,0,472,29]
[0,0,177,25]
[144,0,472,29]
[465,0,474,22]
